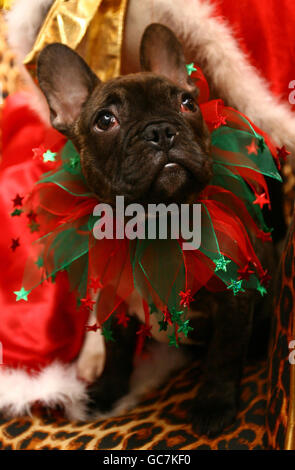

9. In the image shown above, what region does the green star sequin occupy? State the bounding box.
[14,287,30,301]
[11,208,23,217]
[35,256,44,268]
[69,155,80,168]
[63,155,81,175]
[28,222,40,233]
[177,320,194,337]
[168,332,179,348]
[227,279,245,296]
[186,63,197,76]
[158,320,168,332]
[65,155,81,174]
[257,284,267,297]
[170,307,184,324]
[214,255,231,273]
[43,150,56,162]
[102,326,115,342]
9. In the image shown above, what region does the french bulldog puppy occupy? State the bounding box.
[37,24,274,436]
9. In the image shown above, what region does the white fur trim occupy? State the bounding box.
[5,0,54,60]
[0,362,89,421]
[5,0,54,124]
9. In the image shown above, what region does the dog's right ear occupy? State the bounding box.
[37,43,99,135]
[140,23,195,92]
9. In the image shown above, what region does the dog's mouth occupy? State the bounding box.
[159,161,187,182]
[144,147,213,204]
[147,159,196,204]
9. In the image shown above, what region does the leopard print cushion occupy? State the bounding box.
[0,360,267,450]
[266,217,295,449]
[0,12,23,100]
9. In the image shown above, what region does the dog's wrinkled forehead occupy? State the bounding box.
[83,74,196,123]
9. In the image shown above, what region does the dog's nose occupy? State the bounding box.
[142,122,177,150]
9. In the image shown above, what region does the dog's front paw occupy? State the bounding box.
[76,332,105,384]
[190,381,238,437]
[76,351,105,384]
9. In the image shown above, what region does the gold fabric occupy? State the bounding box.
[24,0,128,82]
[0,1,14,9]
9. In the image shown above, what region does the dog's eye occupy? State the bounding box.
[180,95,197,113]
[94,111,119,131]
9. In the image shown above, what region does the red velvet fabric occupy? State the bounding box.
[0,93,88,370]
[215,0,295,107]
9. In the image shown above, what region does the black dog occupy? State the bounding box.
[37,23,279,436]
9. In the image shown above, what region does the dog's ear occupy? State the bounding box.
[140,23,194,91]
[37,43,99,135]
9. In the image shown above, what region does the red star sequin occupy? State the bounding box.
[135,324,152,356]
[85,323,100,332]
[253,192,270,209]
[136,324,152,338]
[237,263,255,281]
[259,269,271,286]
[27,210,38,222]
[212,115,227,129]
[162,306,172,325]
[257,230,272,242]
[80,296,96,311]
[32,145,46,160]
[116,311,130,328]
[89,277,103,293]
[246,139,258,155]
[277,145,290,163]
[179,289,194,308]
[11,238,20,251]
[12,194,24,207]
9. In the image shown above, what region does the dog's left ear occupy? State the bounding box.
[37,43,99,135]
[140,23,194,91]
